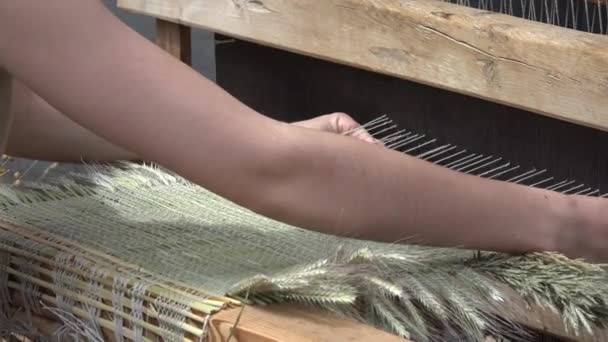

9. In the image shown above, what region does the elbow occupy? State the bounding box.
[231,123,310,223]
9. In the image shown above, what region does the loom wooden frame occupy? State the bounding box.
[115,0,608,340]
[0,0,603,340]
[117,0,608,132]
[111,2,608,341]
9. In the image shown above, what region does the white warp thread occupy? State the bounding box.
[112,275,132,342]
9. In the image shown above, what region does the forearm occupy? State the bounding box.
[8,80,137,161]
[266,127,580,254]
[0,0,592,259]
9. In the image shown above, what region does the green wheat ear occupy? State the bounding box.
[227,245,608,341]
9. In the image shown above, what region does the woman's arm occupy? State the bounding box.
[6,81,370,162]
[7,79,137,161]
[0,0,605,262]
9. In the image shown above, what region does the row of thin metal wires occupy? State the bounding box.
[442,0,608,34]
[345,115,606,197]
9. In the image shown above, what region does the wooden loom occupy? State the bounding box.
[0,0,607,340]
[114,0,608,341]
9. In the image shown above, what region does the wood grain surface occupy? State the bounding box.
[208,304,410,342]
[156,19,192,65]
[118,0,608,131]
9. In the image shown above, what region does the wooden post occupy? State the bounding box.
[155,19,192,65]
[0,69,14,155]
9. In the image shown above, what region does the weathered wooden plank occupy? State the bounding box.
[208,304,410,342]
[155,19,192,65]
[117,0,608,131]
[0,69,14,155]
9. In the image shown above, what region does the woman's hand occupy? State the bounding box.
[291,112,380,144]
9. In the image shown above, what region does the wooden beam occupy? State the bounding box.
[207,304,409,342]
[0,69,14,155]
[118,0,608,131]
[155,19,192,65]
